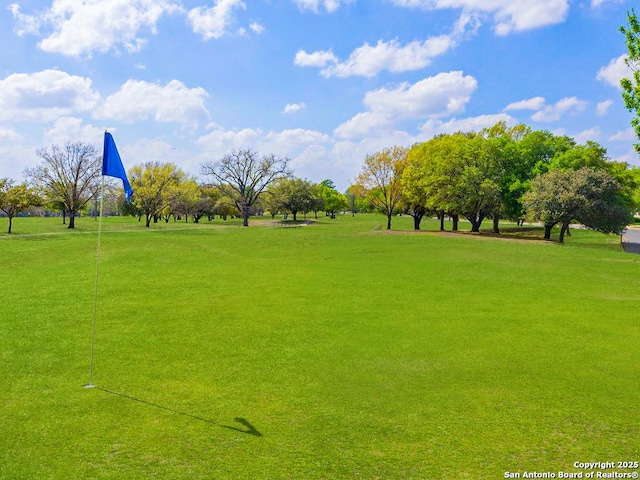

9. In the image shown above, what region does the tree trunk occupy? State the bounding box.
[413,213,423,230]
[145,214,152,228]
[293,211,298,221]
[544,224,553,240]
[559,221,570,243]
[62,210,66,225]
[8,215,13,234]
[386,214,392,230]
[243,211,249,226]
[493,215,500,234]
[439,212,445,231]
[452,214,459,231]
[68,210,76,229]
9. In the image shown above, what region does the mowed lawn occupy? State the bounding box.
[1,215,638,479]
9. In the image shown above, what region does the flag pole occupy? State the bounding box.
[85,174,105,389]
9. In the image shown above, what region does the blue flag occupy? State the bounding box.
[102,132,133,203]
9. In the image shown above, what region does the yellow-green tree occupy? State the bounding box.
[357,146,407,230]
[129,162,185,228]
[0,178,41,234]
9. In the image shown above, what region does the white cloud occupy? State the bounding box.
[387,0,569,35]
[249,22,265,34]
[197,127,262,155]
[292,0,354,13]
[294,49,338,67]
[572,127,601,144]
[44,117,105,145]
[504,96,546,111]
[258,129,332,156]
[188,0,246,40]
[0,127,22,142]
[591,0,624,8]
[0,70,100,122]
[596,100,613,116]
[10,0,181,57]
[420,113,516,137]
[530,96,587,122]
[95,80,210,124]
[335,71,478,139]
[609,128,636,142]
[283,103,306,114]
[597,54,632,90]
[299,12,478,78]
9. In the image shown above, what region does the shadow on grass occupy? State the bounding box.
[95,387,262,437]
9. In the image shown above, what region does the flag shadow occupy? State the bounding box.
[95,387,262,437]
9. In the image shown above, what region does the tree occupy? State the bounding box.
[129,162,185,228]
[318,179,347,219]
[401,149,432,230]
[0,178,41,233]
[357,146,407,230]
[266,177,314,221]
[201,149,291,227]
[621,8,640,154]
[345,184,367,216]
[25,142,101,229]
[523,168,632,243]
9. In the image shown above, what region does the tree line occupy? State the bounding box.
[2,121,639,243]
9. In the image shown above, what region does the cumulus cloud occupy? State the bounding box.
[387,0,569,35]
[283,103,306,114]
[530,96,587,122]
[504,96,546,111]
[292,0,354,13]
[596,100,613,116]
[294,49,338,67]
[597,54,632,90]
[43,117,105,145]
[197,127,262,154]
[0,70,100,122]
[335,71,478,139]
[0,127,22,142]
[95,80,210,124]
[297,12,478,77]
[188,0,246,40]
[9,0,181,57]
[249,22,265,34]
[572,127,601,144]
[609,128,636,142]
[419,113,517,137]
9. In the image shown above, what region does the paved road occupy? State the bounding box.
[621,228,640,254]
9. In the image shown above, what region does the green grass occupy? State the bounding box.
[1,215,639,479]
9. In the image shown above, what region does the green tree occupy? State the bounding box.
[201,149,291,227]
[129,162,185,228]
[621,8,640,154]
[524,168,632,243]
[25,142,101,229]
[0,178,41,233]
[266,177,314,221]
[357,146,407,230]
[318,179,347,219]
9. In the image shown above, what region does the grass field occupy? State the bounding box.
[1,214,638,479]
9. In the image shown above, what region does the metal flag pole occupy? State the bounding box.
[85,174,105,389]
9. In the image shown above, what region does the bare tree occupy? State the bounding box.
[201,149,291,226]
[25,142,101,229]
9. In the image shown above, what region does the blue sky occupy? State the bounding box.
[0,0,637,190]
